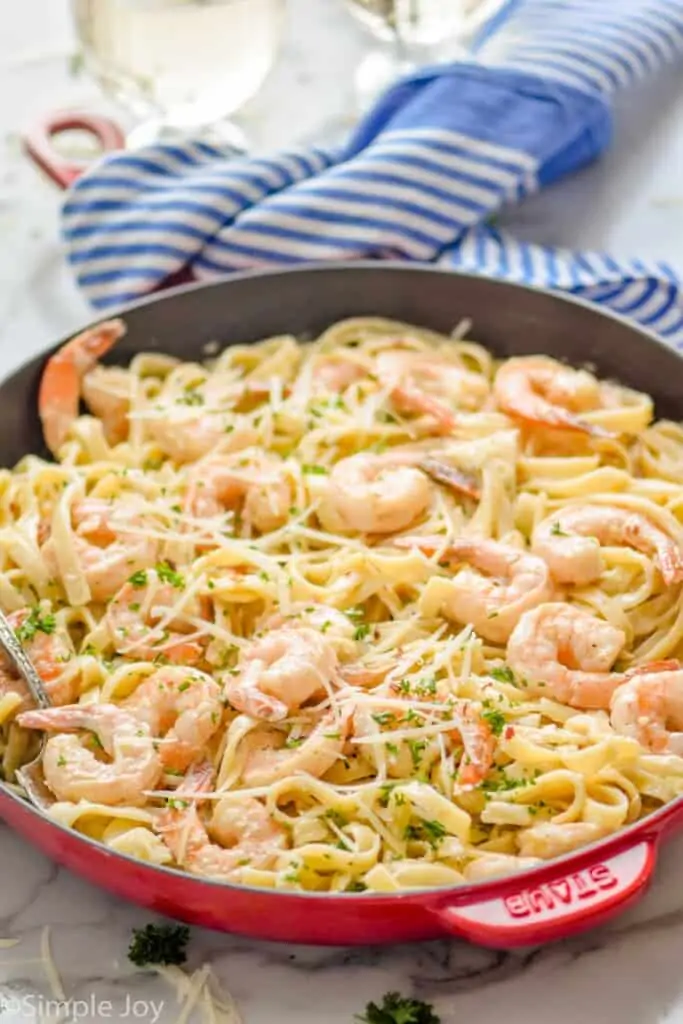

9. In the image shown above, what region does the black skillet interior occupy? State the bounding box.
[5,262,682,469]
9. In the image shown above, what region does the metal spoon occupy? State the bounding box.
[0,610,54,808]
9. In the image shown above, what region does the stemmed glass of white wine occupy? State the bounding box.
[344,0,511,109]
[71,0,287,150]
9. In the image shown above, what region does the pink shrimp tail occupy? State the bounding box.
[394,384,458,433]
[393,535,474,560]
[625,659,682,678]
[657,549,683,586]
[393,534,444,554]
[541,407,614,439]
[177,760,215,796]
[17,705,83,731]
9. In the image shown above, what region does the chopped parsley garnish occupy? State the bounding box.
[177,681,191,693]
[128,570,148,588]
[346,607,365,622]
[407,739,427,770]
[378,782,398,807]
[15,608,56,643]
[324,809,349,828]
[355,991,441,1024]
[156,561,184,588]
[127,923,190,968]
[415,676,436,697]
[489,664,515,685]
[405,819,447,849]
[177,390,204,406]
[481,769,531,794]
[301,464,328,475]
[346,879,368,893]
[550,521,569,537]
[353,623,371,641]
[482,708,506,736]
[371,711,395,727]
[285,736,304,748]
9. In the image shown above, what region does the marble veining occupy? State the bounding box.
[2,1,683,1021]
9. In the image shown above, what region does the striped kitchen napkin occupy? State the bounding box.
[62,0,683,345]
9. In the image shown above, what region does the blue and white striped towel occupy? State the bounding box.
[62,0,683,346]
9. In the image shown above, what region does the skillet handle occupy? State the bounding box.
[23,111,125,190]
[432,837,657,948]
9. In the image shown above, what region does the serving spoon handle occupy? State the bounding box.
[0,610,54,808]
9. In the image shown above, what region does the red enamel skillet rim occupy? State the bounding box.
[2,263,682,947]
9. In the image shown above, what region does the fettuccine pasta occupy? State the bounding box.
[1,315,683,893]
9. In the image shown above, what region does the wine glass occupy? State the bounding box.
[344,0,512,110]
[71,0,287,151]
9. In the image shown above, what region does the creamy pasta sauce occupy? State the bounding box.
[1,316,683,893]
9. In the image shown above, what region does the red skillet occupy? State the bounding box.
[2,263,682,947]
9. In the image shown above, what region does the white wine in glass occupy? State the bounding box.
[345,0,511,108]
[347,0,469,46]
[72,0,286,148]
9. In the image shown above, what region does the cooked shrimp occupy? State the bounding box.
[376,350,489,433]
[39,319,126,455]
[464,852,543,881]
[209,794,288,859]
[144,372,258,464]
[185,452,292,532]
[397,536,553,643]
[17,703,161,805]
[150,413,257,465]
[74,536,160,605]
[610,660,683,755]
[81,365,131,446]
[0,668,29,709]
[517,821,607,859]
[76,498,159,602]
[324,452,432,534]
[227,626,338,722]
[265,604,358,658]
[41,496,159,604]
[418,457,481,501]
[312,357,366,392]
[454,702,496,789]
[239,710,351,787]
[106,569,205,664]
[507,602,626,708]
[158,762,286,879]
[125,667,224,771]
[7,608,77,706]
[533,504,683,586]
[494,356,611,437]
[70,497,132,543]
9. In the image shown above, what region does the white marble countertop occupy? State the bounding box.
[2,3,683,1022]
